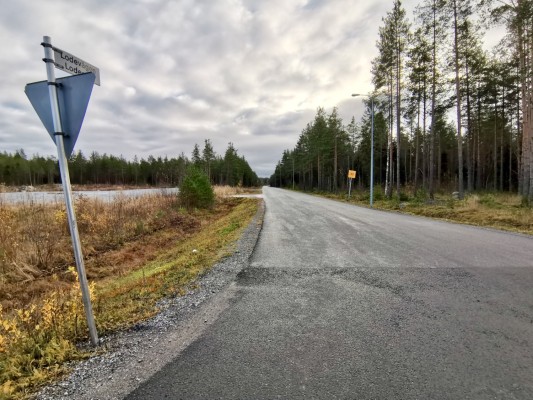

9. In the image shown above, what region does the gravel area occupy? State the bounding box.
[35,200,265,400]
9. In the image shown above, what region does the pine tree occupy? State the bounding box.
[191,143,202,167]
[202,139,215,182]
[373,0,410,198]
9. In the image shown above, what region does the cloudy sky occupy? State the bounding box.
[1,0,473,177]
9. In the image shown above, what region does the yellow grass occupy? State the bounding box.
[0,192,260,399]
[329,190,533,235]
[213,185,262,197]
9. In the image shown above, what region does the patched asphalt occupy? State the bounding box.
[126,187,533,400]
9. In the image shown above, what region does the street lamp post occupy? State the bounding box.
[352,93,374,208]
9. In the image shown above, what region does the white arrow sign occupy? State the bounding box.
[53,47,101,85]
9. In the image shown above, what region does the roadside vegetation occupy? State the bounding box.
[315,188,533,235]
[0,186,260,399]
[270,0,533,205]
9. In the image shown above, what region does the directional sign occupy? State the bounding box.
[53,47,100,86]
[348,170,356,179]
[25,72,95,157]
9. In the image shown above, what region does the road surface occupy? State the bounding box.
[127,187,533,399]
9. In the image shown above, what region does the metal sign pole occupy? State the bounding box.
[348,178,352,198]
[41,36,98,346]
[370,98,374,208]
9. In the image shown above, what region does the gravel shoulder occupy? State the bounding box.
[35,200,265,400]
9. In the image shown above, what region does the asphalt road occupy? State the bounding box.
[127,187,533,399]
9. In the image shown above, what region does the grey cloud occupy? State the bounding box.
[1,0,422,177]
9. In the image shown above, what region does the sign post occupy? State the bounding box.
[347,170,356,198]
[39,36,98,345]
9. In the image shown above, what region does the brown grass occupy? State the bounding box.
[0,193,191,310]
[404,194,532,234]
[0,189,253,311]
[213,185,262,197]
[0,189,260,399]
[329,190,533,235]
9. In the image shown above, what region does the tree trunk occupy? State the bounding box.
[452,0,464,199]
[414,80,421,192]
[465,56,473,192]
[428,0,437,199]
[385,84,393,198]
[519,7,533,205]
[333,134,338,192]
[476,89,482,189]
[422,83,427,191]
[518,0,530,200]
[494,103,498,191]
[396,41,402,198]
[437,135,442,190]
[500,89,505,191]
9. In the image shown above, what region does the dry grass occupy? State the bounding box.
[329,190,533,235]
[93,198,259,332]
[0,191,260,399]
[401,193,533,234]
[0,193,193,309]
[213,185,262,197]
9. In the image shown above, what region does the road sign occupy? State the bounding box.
[31,36,99,345]
[53,47,101,86]
[347,170,356,197]
[25,72,95,158]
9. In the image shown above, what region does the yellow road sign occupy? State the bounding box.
[348,170,356,179]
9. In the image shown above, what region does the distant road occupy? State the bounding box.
[128,187,533,399]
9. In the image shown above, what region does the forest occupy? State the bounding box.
[270,0,533,203]
[0,140,260,188]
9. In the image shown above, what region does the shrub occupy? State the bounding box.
[372,188,384,201]
[399,191,410,202]
[0,268,93,397]
[479,194,498,208]
[179,167,215,209]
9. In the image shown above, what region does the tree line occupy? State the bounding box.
[0,140,260,188]
[271,0,533,204]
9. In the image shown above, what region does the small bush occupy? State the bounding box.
[479,194,499,208]
[179,167,215,209]
[372,188,384,201]
[463,194,480,209]
[413,188,427,203]
[0,268,92,397]
[399,192,410,202]
[446,198,456,209]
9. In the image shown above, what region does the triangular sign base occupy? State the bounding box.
[25,72,95,158]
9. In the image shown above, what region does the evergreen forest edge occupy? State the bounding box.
[270,0,533,205]
[0,140,261,189]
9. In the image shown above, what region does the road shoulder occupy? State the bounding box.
[36,200,265,400]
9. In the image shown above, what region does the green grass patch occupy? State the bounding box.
[218,219,241,237]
